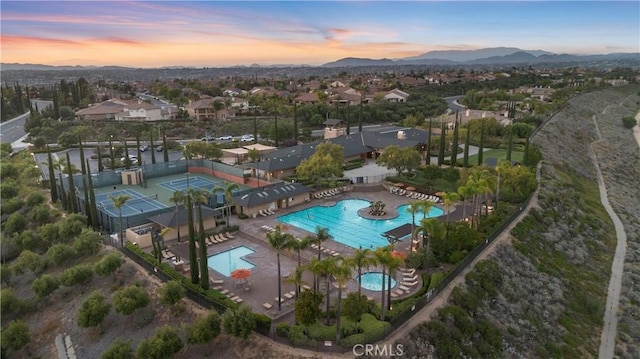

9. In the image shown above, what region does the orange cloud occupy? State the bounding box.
[1,35,83,46]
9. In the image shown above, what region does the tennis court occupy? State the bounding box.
[95,189,167,217]
[158,176,222,193]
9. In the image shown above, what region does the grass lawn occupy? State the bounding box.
[466,149,524,166]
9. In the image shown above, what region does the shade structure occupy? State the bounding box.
[391,250,407,260]
[405,186,416,191]
[230,268,252,280]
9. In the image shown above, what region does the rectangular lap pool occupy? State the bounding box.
[207,246,256,277]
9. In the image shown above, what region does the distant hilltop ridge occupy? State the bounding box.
[322,47,639,67]
[2,47,638,70]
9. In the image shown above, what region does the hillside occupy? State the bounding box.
[397,86,640,358]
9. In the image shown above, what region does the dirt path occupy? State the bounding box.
[595,107,633,359]
[380,162,542,347]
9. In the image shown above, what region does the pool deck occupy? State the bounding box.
[159,185,469,323]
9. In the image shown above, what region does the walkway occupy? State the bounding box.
[596,106,635,359]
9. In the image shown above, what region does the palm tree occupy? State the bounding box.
[284,266,308,300]
[309,256,340,325]
[333,259,351,344]
[417,199,434,221]
[286,236,312,297]
[457,184,471,224]
[372,248,389,321]
[169,191,185,243]
[414,218,446,274]
[345,248,376,296]
[441,192,460,227]
[267,225,294,311]
[406,202,420,247]
[108,194,130,248]
[313,226,332,293]
[385,252,404,312]
[212,181,239,229]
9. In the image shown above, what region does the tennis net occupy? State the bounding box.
[97,193,158,208]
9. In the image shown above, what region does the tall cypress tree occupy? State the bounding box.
[463,125,471,167]
[97,144,103,172]
[47,146,58,203]
[187,193,199,284]
[81,175,91,227]
[150,133,156,164]
[197,202,209,290]
[478,121,485,166]
[451,119,459,167]
[123,140,131,169]
[346,103,350,135]
[506,127,513,162]
[426,118,433,165]
[358,94,363,132]
[523,134,531,166]
[438,120,446,166]
[293,102,298,144]
[136,136,142,165]
[162,133,169,162]
[66,152,77,213]
[78,137,87,175]
[274,103,279,147]
[58,172,68,210]
[86,160,99,230]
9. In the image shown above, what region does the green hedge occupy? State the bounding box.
[340,333,366,348]
[307,322,336,341]
[360,313,390,341]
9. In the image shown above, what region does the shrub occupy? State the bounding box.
[101,340,133,359]
[113,285,150,315]
[160,281,184,306]
[276,323,290,337]
[622,116,637,129]
[94,252,125,276]
[133,306,155,328]
[359,313,390,341]
[429,272,444,289]
[342,292,375,321]
[307,322,336,341]
[340,333,366,348]
[0,180,19,199]
[31,274,60,298]
[288,325,311,347]
[25,192,46,207]
[222,305,256,339]
[1,198,24,215]
[61,265,94,287]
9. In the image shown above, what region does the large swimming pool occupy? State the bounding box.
[278,199,443,249]
[207,246,255,277]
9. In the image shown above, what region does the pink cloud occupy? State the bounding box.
[1,35,83,46]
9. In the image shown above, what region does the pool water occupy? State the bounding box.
[207,246,255,277]
[358,272,396,291]
[278,199,443,249]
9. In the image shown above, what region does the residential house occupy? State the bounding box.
[185,96,234,121]
[75,99,169,121]
[384,89,410,103]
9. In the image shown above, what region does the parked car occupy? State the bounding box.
[202,135,215,142]
[240,134,255,142]
[140,145,149,152]
[120,155,138,165]
[218,135,233,141]
[156,146,164,152]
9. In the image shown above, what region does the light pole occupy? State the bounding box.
[109,135,115,169]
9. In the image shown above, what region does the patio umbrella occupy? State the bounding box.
[405,186,416,191]
[231,268,252,280]
[391,250,407,260]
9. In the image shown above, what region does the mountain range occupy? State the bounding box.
[2,47,638,71]
[321,47,639,67]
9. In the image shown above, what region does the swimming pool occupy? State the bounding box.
[207,246,255,277]
[358,272,396,291]
[278,199,443,249]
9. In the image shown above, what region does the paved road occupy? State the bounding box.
[0,111,29,145]
[444,95,466,113]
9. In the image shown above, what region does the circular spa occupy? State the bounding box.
[358,272,397,291]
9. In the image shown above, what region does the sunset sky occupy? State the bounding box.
[2,1,639,68]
